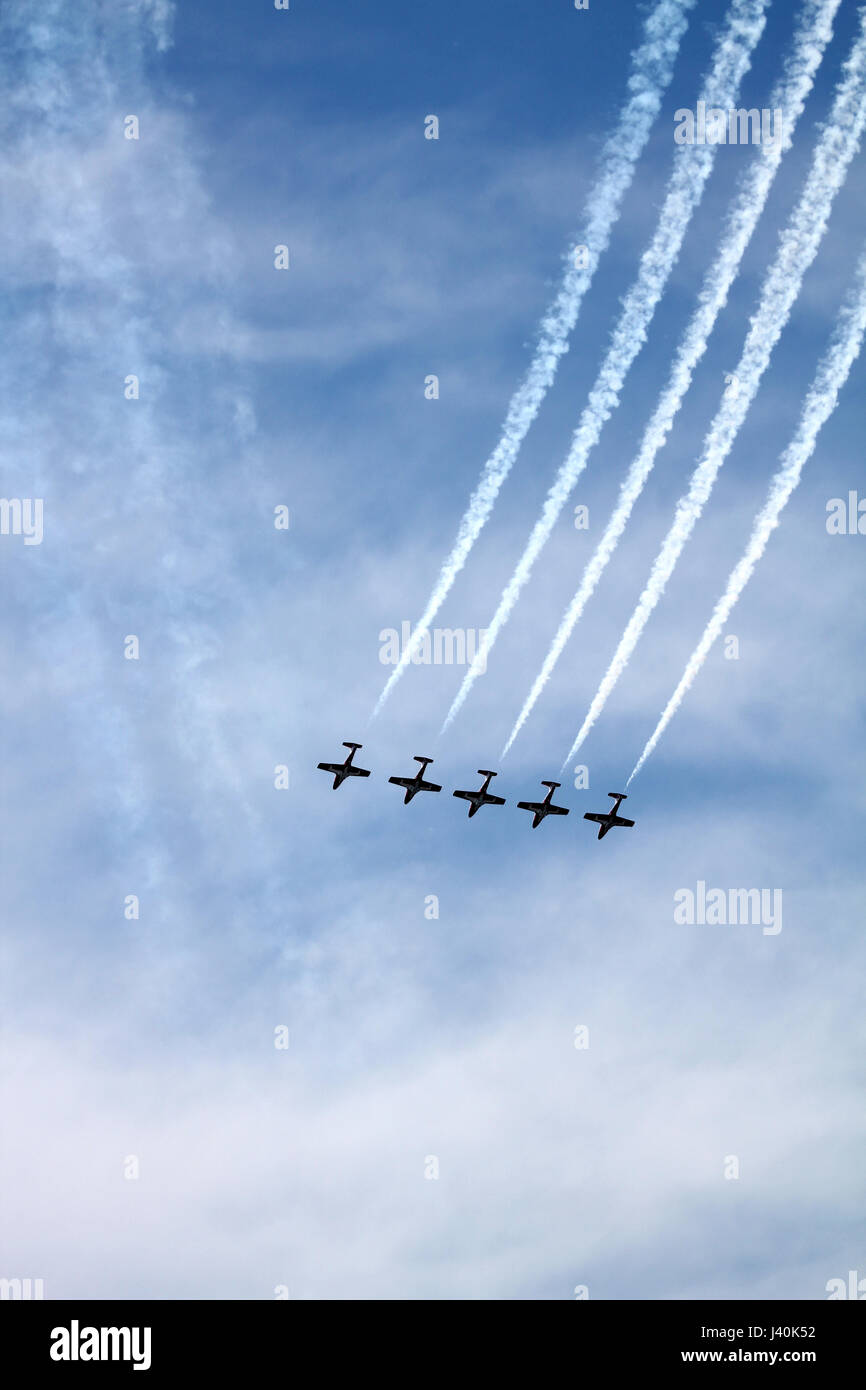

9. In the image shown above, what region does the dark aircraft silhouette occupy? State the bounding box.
[316,742,371,789]
[388,756,442,805]
[453,769,506,818]
[584,792,635,840]
[517,780,570,829]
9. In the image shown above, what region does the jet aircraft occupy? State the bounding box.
[452,770,506,818]
[388,756,442,805]
[316,742,371,789]
[516,780,570,829]
[583,792,635,839]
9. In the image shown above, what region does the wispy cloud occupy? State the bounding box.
[4,0,866,1307]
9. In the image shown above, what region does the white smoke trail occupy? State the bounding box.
[628,247,866,784]
[442,0,769,734]
[561,12,866,773]
[502,0,841,759]
[369,0,695,720]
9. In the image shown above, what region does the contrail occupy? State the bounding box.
[369,0,695,720]
[442,0,769,735]
[502,0,841,759]
[561,12,866,773]
[628,245,866,784]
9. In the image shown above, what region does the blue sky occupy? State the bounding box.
[1,0,864,1299]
